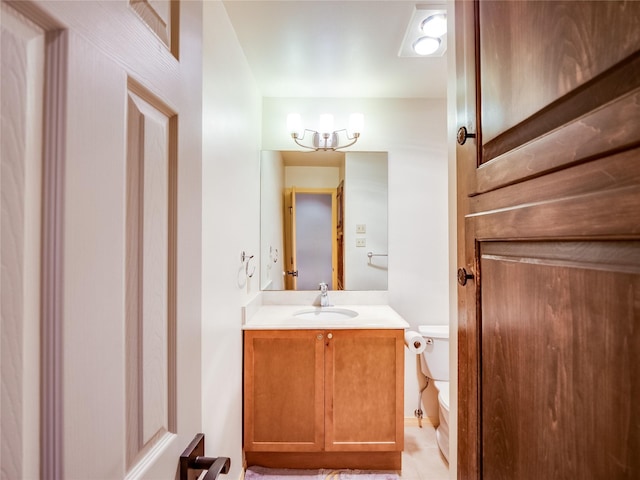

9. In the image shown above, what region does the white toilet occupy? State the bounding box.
[417,325,450,463]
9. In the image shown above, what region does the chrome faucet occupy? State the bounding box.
[319,282,332,307]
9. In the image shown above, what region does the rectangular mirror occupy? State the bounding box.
[260,150,388,291]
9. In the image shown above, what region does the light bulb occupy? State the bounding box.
[413,36,440,56]
[318,114,334,135]
[287,113,303,137]
[421,14,447,38]
[348,113,364,135]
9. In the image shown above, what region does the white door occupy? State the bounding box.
[1,1,203,478]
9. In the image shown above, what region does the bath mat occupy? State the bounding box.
[245,466,399,480]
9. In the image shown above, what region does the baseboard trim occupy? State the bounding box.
[244,451,401,471]
[404,416,437,428]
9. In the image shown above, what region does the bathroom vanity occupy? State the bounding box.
[242,305,408,470]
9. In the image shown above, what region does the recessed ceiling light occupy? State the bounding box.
[398,6,447,58]
[421,14,447,37]
[413,36,441,56]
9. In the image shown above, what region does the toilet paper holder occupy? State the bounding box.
[425,337,434,345]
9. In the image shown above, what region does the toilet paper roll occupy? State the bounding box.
[404,330,426,354]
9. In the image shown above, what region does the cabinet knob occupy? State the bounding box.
[317,334,323,340]
[327,333,333,339]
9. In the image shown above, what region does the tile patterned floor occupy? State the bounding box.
[401,424,450,480]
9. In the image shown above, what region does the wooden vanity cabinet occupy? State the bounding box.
[243,328,404,469]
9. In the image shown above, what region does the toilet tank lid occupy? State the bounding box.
[418,325,449,339]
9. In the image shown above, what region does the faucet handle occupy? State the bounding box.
[318,282,328,292]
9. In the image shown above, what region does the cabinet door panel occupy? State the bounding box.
[325,330,404,451]
[244,330,325,452]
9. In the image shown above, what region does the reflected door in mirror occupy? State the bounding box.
[284,188,339,290]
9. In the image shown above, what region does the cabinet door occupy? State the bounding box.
[325,329,404,451]
[244,330,325,451]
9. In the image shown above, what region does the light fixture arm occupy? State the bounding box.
[291,128,360,151]
[287,114,363,151]
[291,129,319,150]
[333,129,360,149]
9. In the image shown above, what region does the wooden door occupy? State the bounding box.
[283,188,298,290]
[455,1,640,479]
[0,1,203,478]
[324,330,404,455]
[336,181,345,289]
[283,187,338,290]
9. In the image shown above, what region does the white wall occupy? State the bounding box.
[262,97,449,419]
[344,152,388,290]
[285,166,341,188]
[260,150,285,290]
[201,2,262,477]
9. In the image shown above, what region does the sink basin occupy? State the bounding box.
[293,307,359,321]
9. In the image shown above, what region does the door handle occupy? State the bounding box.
[457,267,474,286]
[180,434,230,480]
[286,270,298,277]
[457,126,476,145]
[200,457,231,480]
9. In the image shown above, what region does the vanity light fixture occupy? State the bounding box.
[287,113,363,151]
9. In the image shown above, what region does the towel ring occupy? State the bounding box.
[240,251,256,278]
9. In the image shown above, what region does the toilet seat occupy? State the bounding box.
[433,380,450,463]
[433,380,450,411]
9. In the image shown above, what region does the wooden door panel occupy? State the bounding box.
[479,0,640,148]
[480,241,640,479]
[244,330,325,452]
[476,0,640,192]
[475,85,640,194]
[325,330,404,451]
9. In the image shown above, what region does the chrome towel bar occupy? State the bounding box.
[367,252,388,264]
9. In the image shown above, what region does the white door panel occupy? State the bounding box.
[0,4,45,479]
[63,30,128,478]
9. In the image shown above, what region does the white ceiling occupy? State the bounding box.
[221,1,448,99]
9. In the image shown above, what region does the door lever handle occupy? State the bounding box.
[180,434,231,480]
[198,456,231,480]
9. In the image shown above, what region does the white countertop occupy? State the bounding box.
[242,304,410,330]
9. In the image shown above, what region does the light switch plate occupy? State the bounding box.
[356,238,366,247]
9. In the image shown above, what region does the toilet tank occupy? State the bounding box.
[418,325,449,381]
